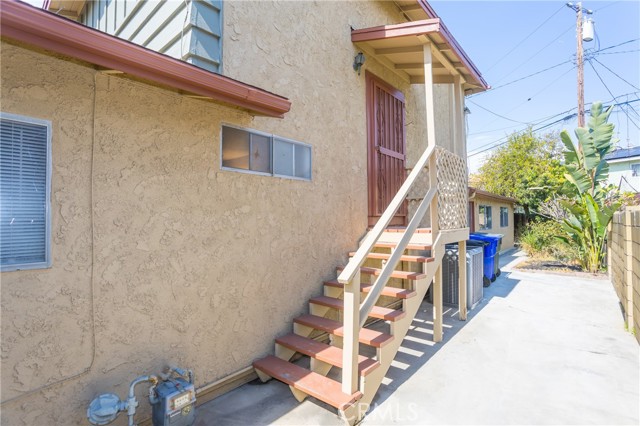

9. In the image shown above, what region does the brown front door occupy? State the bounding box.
[366,72,407,227]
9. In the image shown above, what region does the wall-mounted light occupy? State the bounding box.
[353,52,365,75]
[464,106,471,114]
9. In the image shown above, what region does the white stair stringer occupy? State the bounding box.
[339,246,445,425]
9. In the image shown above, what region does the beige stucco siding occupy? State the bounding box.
[1,2,464,424]
[0,42,362,425]
[472,195,515,250]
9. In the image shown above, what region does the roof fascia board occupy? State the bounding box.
[1,1,290,118]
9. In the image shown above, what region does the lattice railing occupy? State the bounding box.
[435,146,468,230]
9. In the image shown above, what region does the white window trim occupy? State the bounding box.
[219,124,312,181]
[0,112,52,272]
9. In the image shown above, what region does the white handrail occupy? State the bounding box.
[337,144,436,285]
[358,188,437,327]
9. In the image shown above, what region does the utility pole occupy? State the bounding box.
[567,2,593,127]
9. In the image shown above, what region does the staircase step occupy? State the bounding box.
[384,227,432,233]
[324,280,416,299]
[276,334,380,376]
[294,314,393,348]
[349,251,434,263]
[337,266,426,280]
[374,241,432,251]
[253,355,362,410]
[310,296,406,321]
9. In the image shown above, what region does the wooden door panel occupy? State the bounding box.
[367,73,407,227]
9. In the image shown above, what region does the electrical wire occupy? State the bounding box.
[468,98,640,157]
[484,4,566,73]
[592,57,640,91]
[467,99,529,124]
[1,73,101,406]
[588,59,640,129]
[492,24,574,85]
[469,63,576,130]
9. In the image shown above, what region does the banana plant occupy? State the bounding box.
[558,102,621,273]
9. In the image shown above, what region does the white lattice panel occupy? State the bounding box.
[436,146,468,230]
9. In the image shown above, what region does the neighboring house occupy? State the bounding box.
[605,146,640,193]
[468,187,517,250]
[0,1,488,425]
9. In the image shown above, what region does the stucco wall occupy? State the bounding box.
[472,195,515,249]
[0,41,364,425]
[1,2,465,424]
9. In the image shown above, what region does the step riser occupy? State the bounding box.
[338,268,438,424]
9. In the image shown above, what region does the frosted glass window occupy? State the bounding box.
[221,125,311,180]
[0,113,51,271]
[273,139,294,177]
[294,145,312,179]
[249,133,271,173]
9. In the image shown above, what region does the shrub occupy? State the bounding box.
[519,219,578,261]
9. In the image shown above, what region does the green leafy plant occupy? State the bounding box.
[519,219,578,261]
[557,102,621,273]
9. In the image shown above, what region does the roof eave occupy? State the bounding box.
[1,0,291,118]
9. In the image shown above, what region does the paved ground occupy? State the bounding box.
[197,250,640,425]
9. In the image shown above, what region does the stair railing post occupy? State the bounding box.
[429,151,443,342]
[341,271,360,395]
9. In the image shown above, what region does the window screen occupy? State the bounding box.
[1,113,51,271]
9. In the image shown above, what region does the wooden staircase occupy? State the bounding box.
[253,146,470,424]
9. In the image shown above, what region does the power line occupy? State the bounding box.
[484,4,566,73]
[467,98,640,157]
[592,57,640,91]
[471,39,640,98]
[467,100,529,124]
[469,63,576,129]
[588,59,640,129]
[597,49,640,56]
[492,24,574,85]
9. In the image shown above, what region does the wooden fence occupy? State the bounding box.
[608,206,640,344]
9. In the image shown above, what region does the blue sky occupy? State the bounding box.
[430,0,640,173]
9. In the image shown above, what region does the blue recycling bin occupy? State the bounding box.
[469,233,501,283]
[473,233,504,278]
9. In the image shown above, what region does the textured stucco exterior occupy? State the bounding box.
[1,2,464,425]
[471,195,515,250]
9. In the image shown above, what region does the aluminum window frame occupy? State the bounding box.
[0,112,52,272]
[500,206,509,228]
[479,204,492,231]
[220,124,312,182]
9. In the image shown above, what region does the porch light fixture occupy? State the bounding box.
[353,52,365,75]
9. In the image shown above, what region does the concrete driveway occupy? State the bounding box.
[197,251,640,425]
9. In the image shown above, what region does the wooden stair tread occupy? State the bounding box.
[294,314,393,348]
[324,280,416,299]
[337,265,426,280]
[253,355,362,410]
[384,227,432,233]
[276,334,380,376]
[310,296,406,321]
[349,251,434,263]
[374,241,432,251]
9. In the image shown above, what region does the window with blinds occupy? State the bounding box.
[0,113,52,271]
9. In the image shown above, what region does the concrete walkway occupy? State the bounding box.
[197,251,640,425]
